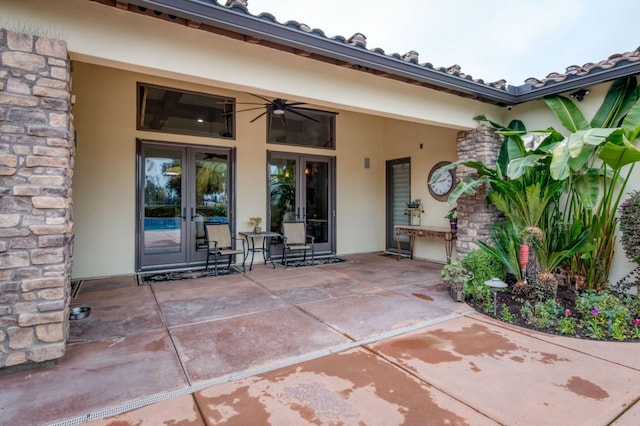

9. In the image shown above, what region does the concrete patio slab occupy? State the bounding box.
[194,347,498,425]
[0,330,188,426]
[300,288,456,340]
[2,254,638,425]
[154,278,289,327]
[88,394,205,426]
[69,294,164,342]
[370,315,640,425]
[169,306,350,385]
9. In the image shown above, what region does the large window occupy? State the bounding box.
[267,108,336,149]
[138,84,234,139]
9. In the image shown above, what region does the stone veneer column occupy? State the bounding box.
[0,29,74,369]
[455,125,502,259]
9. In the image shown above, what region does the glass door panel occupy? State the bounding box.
[140,146,185,266]
[268,152,334,257]
[191,151,229,259]
[269,158,297,231]
[304,160,329,245]
[138,141,234,271]
[386,158,411,252]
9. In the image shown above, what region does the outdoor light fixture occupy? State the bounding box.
[484,277,508,316]
[570,89,590,101]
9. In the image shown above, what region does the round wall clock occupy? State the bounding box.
[428,161,455,202]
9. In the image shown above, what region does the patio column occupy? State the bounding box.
[0,29,74,370]
[455,125,502,258]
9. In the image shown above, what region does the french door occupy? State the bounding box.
[137,140,235,271]
[268,152,335,256]
[386,157,411,253]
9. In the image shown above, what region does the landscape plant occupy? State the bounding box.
[616,190,640,294]
[432,76,640,291]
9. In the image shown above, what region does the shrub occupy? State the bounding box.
[619,190,640,264]
[462,249,505,285]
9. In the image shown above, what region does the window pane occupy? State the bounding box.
[267,108,336,149]
[138,84,234,139]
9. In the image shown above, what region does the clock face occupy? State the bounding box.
[428,161,455,202]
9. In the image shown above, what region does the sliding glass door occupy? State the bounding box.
[137,141,234,271]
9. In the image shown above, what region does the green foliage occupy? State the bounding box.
[501,304,514,323]
[462,249,505,285]
[619,190,640,264]
[465,280,492,302]
[575,290,635,339]
[478,222,524,281]
[520,299,562,329]
[557,311,577,336]
[441,262,473,291]
[471,76,640,290]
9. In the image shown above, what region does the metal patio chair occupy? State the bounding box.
[281,221,315,268]
[204,223,246,275]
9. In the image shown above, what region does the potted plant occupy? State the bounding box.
[445,207,457,230]
[406,199,422,209]
[249,217,262,233]
[441,261,473,302]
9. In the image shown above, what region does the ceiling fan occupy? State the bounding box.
[231,94,320,125]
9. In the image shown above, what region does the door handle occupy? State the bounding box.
[190,207,196,220]
[296,207,300,220]
[182,208,187,221]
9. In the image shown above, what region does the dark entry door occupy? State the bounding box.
[137,141,234,271]
[386,157,411,253]
[268,152,335,257]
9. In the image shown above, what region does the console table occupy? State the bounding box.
[394,225,456,263]
[239,231,281,271]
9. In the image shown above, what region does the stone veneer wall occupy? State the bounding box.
[0,29,74,369]
[455,125,502,258]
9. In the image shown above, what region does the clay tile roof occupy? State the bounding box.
[527,47,640,88]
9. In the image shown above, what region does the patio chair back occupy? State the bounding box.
[206,223,232,248]
[282,222,306,245]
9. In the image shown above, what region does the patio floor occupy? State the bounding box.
[0,253,638,425]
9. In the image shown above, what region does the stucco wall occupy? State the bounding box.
[1,0,502,131]
[70,62,458,278]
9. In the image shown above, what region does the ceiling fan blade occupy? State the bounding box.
[287,108,320,123]
[286,102,307,107]
[248,93,274,103]
[235,106,269,113]
[249,111,268,123]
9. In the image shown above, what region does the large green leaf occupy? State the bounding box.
[447,176,488,205]
[506,154,546,179]
[598,137,640,169]
[590,77,634,128]
[550,140,570,180]
[473,115,511,131]
[507,120,527,132]
[567,144,594,172]
[497,135,526,176]
[572,169,601,210]
[544,96,590,132]
[621,97,640,134]
[613,81,640,126]
[569,128,619,148]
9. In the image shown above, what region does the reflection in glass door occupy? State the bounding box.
[268,152,335,256]
[137,141,234,271]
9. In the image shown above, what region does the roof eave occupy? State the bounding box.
[116,0,519,105]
